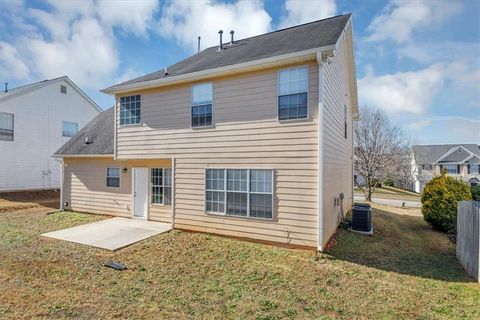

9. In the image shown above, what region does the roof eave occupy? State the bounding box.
[101,45,336,95]
[53,154,114,158]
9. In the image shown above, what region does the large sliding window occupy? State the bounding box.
[119,95,141,125]
[205,169,273,219]
[191,83,212,128]
[278,66,308,120]
[151,168,172,205]
[0,112,14,141]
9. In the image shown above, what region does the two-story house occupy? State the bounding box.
[54,14,358,251]
[0,76,101,191]
[412,144,480,193]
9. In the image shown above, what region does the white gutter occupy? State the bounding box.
[101,45,335,95]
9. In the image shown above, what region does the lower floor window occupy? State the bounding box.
[106,168,120,187]
[151,168,172,205]
[205,169,273,219]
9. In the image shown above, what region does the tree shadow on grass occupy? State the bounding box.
[327,207,473,283]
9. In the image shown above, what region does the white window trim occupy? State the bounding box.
[106,167,120,188]
[190,82,214,129]
[150,168,172,206]
[62,121,78,137]
[204,168,275,220]
[277,65,309,122]
[118,94,142,127]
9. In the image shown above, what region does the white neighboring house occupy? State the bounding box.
[0,76,101,192]
[412,144,480,193]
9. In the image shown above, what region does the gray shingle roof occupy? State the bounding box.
[413,144,480,164]
[104,14,350,91]
[55,107,114,156]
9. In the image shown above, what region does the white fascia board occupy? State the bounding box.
[463,153,480,163]
[101,45,335,95]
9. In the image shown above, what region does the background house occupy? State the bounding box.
[412,144,480,193]
[0,76,101,192]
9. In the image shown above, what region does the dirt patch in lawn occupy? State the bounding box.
[0,206,479,319]
[0,190,59,212]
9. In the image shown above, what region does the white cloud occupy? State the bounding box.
[97,0,159,36]
[411,116,480,144]
[407,119,431,130]
[358,64,445,114]
[367,0,462,43]
[0,41,30,80]
[157,0,272,52]
[279,0,336,28]
[0,0,158,90]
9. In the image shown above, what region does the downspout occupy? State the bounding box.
[58,157,64,211]
[171,157,176,229]
[114,97,118,160]
[316,52,325,252]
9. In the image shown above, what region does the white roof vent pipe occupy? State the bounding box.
[230,30,234,45]
[198,36,201,53]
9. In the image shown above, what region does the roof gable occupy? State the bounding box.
[0,76,102,113]
[437,146,473,163]
[413,144,480,164]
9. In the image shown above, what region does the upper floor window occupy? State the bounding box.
[469,164,479,175]
[344,104,348,139]
[278,66,308,121]
[62,121,78,137]
[60,85,67,94]
[120,95,141,125]
[445,164,459,174]
[191,83,212,128]
[0,112,14,141]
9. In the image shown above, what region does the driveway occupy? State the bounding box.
[42,217,172,250]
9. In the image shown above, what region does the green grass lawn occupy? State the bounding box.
[0,206,479,319]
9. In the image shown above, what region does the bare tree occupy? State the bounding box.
[354,106,411,201]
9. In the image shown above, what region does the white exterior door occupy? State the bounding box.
[133,168,148,219]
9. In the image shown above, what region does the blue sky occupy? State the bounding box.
[0,0,479,144]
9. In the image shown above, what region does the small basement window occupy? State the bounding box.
[0,112,14,141]
[60,85,67,94]
[106,168,120,187]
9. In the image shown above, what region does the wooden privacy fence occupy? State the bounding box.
[457,201,480,282]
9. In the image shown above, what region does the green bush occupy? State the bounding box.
[421,174,472,234]
[471,185,480,201]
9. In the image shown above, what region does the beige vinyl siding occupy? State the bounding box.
[63,157,172,223]
[116,63,319,247]
[321,26,354,247]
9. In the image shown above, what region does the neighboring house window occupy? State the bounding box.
[278,66,308,120]
[191,83,212,127]
[344,104,347,139]
[106,168,120,187]
[470,164,480,174]
[60,85,67,94]
[119,95,141,125]
[151,168,172,205]
[62,121,78,137]
[0,112,14,141]
[445,164,459,174]
[205,169,273,219]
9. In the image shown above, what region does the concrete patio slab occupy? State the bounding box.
[42,217,172,250]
